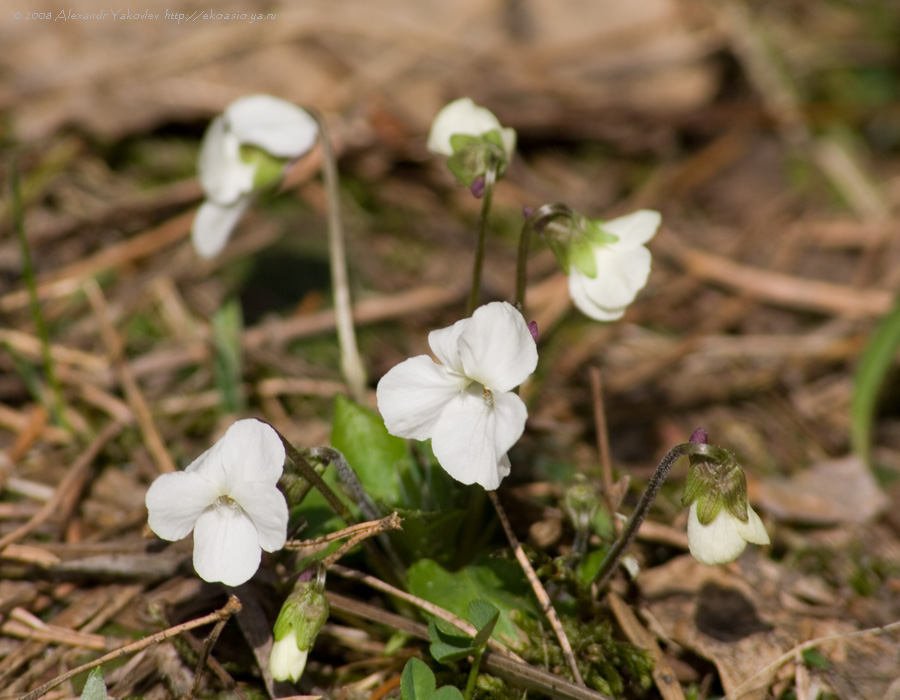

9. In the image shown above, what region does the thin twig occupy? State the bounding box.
[588,367,613,502]
[284,513,402,551]
[183,612,231,700]
[84,279,176,474]
[0,421,123,553]
[329,564,524,662]
[488,490,584,686]
[20,597,242,700]
[723,618,900,700]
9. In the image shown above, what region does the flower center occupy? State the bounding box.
[213,495,242,518]
[482,386,494,408]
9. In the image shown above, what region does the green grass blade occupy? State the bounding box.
[851,293,900,464]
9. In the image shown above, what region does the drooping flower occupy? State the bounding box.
[269,565,329,683]
[681,430,770,565]
[542,209,660,321]
[145,419,288,587]
[376,301,538,490]
[192,94,318,258]
[427,97,516,188]
[686,501,770,565]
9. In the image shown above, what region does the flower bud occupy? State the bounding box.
[269,564,329,683]
[681,432,769,565]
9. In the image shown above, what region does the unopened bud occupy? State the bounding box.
[269,564,329,683]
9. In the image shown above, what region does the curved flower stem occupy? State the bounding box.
[592,442,711,590]
[464,646,486,700]
[309,110,367,405]
[467,164,497,316]
[515,203,577,312]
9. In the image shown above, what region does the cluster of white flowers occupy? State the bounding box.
[142,94,770,688]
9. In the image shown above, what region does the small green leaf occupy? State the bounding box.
[801,648,830,668]
[80,668,109,700]
[408,559,536,650]
[331,394,409,506]
[467,600,499,648]
[429,618,477,663]
[401,657,437,700]
[851,293,900,465]
[431,686,465,700]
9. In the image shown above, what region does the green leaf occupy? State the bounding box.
[401,657,437,700]
[80,668,109,700]
[408,559,536,650]
[391,508,467,566]
[331,394,409,506]
[851,293,900,465]
[432,686,465,700]
[429,618,478,663]
[467,600,499,648]
[801,648,830,668]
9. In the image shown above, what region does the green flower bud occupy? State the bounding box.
[269,564,329,683]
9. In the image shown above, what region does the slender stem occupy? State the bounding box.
[464,647,486,700]
[9,157,69,430]
[514,213,534,312]
[593,442,708,590]
[309,110,367,404]
[467,165,497,315]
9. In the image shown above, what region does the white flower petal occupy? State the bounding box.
[458,302,537,393]
[431,386,526,490]
[198,117,256,204]
[427,317,470,376]
[193,505,262,586]
[270,631,308,682]
[499,127,517,162]
[191,198,252,259]
[231,480,288,552]
[568,245,651,321]
[431,388,499,488]
[225,95,318,158]
[377,356,465,441]
[427,97,505,157]
[218,419,286,486]
[687,502,748,565]
[602,210,661,250]
[145,471,217,541]
[735,504,770,545]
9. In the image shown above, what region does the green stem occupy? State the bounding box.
[467,165,497,316]
[593,442,712,589]
[463,647,486,700]
[9,157,69,430]
[516,203,577,312]
[309,110,367,405]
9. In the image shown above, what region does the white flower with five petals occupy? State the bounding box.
[192,94,318,258]
[687,501,770,565]
[376,301,537,490]
[145,419,288,587]
[568,210,660,321]
[427,97,516,163]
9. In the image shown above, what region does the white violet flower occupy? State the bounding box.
[145,418,288,587]
[567,209,661,321]
[192,94,318,259]
[376,301,538,490]
[687,501,770,566]
[427,97,516,162]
